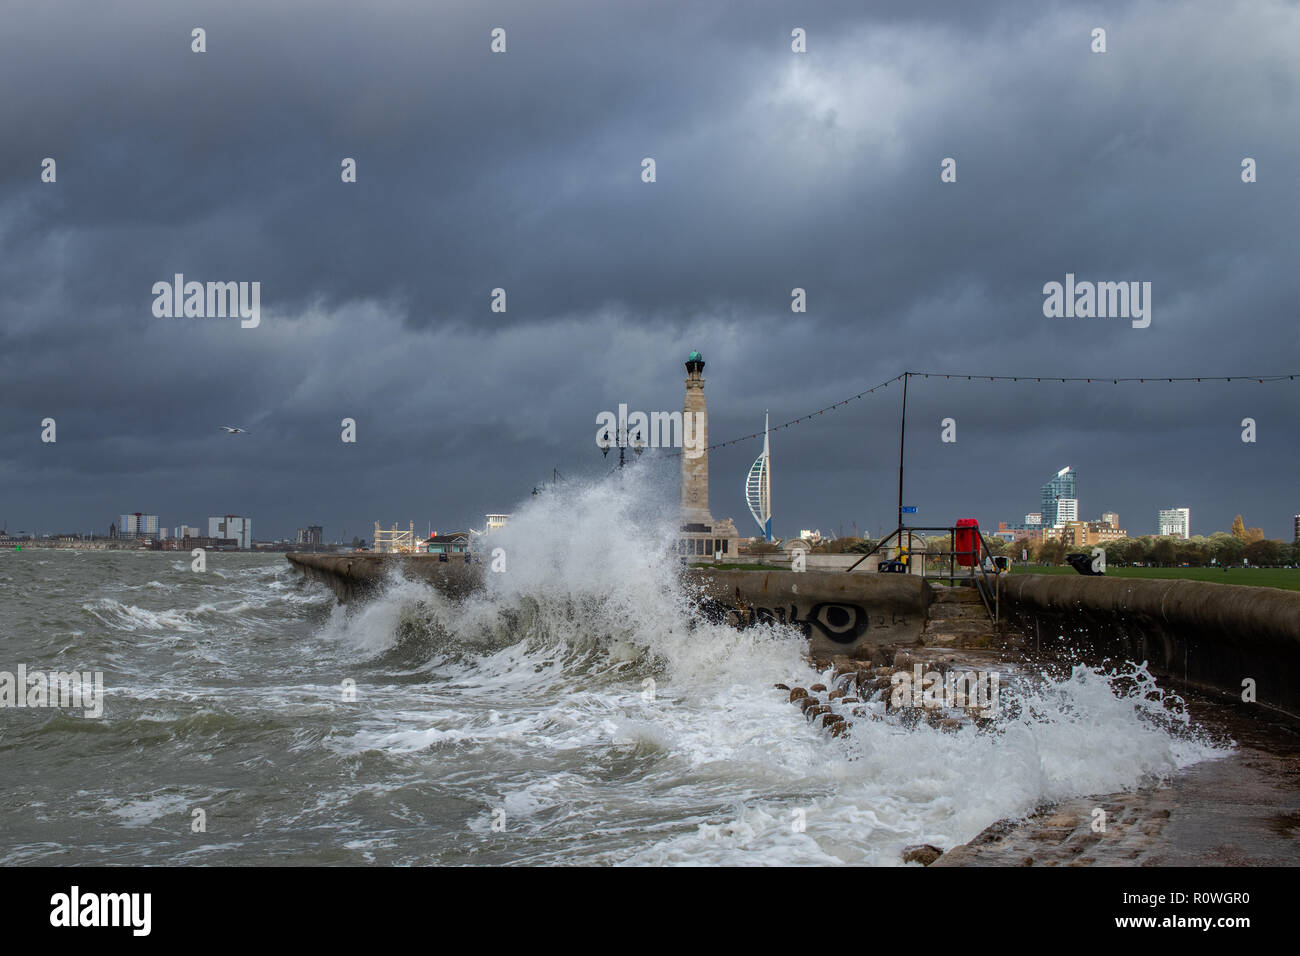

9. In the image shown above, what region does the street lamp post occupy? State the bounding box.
[600,423,646,469]
[897,371,909,536]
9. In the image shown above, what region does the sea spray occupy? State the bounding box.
[316,468,1226,864]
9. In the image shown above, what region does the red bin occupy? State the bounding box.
[954,519,981,567]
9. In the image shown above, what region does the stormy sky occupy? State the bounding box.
[2,0,1297,542]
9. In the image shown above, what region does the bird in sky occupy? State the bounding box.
[219,425,248,434]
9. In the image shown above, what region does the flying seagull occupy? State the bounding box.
[219,425,248,434]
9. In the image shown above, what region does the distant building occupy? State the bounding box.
[1024,513,1042,526]
[1052,522,1086,548]
[209,515,252,549]
[1081,522,1123,546]
[425,532,470,555]
[1088,521,1126,543]
[174,525,201,539]
[745,413,773,541]
[995,522,1048,544]
[799,529,825,545]
[295,526,324,545]
[1157,508,1190,539]
[117,513,159,539]
[485,515,510,532]
[1041,467,1077,528]
[1294,515,1300,541]
[1050,520,1128,547]
[1101,512,1120,529]
[373,522,415,553]
[154,535,238,551]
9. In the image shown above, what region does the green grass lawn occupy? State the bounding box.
[691,562,1300,591]
[1009,564,1300,591]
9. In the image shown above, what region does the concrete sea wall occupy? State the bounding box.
[287,553,482,602]
[688,568,930,660]
[998,574,1300,719]
[286,554,931,660]
[716,553,924,574]
[287,554,1300,716]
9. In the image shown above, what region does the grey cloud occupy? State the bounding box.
[1,0,1297,539]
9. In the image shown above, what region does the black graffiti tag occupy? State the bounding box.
[727,602,872,644]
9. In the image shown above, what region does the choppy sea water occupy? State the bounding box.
[0,479,1226,865]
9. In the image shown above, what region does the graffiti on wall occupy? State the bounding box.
[724,601,908,644]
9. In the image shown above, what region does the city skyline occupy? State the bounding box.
[1,434,1292,543]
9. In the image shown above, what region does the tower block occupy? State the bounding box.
[677,350,740,562]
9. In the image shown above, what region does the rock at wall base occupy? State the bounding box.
[902,844,943,866]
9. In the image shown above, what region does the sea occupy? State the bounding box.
[0,476,1224,865]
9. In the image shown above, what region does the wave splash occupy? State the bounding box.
[317,470,1225,865]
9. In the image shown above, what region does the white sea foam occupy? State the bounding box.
[82,598,204,633]
[314,469,1226,864]
[99,792,193,828]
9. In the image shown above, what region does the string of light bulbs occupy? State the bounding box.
[694,370,1300,454]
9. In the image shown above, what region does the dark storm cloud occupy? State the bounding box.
[1,0,1297,540]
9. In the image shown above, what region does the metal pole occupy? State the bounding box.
[897,372,908,534]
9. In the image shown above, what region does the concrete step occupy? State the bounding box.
[928,603,990,621]
[930,587,984,605]
[928,618,993,632]
[925,621,996,638]
[922,629,999,649]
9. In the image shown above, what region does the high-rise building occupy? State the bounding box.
[295,526,323,545]
[1024,513,1042,526]
[1040,467,1077,528]
[209,515,252,549]
[175,525,201,539]
[1055,498,1078,524]
[1294,515,1300,541]
[1101,512,1120,529]
[117,513,159,538]
[1157,508,1190,539]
